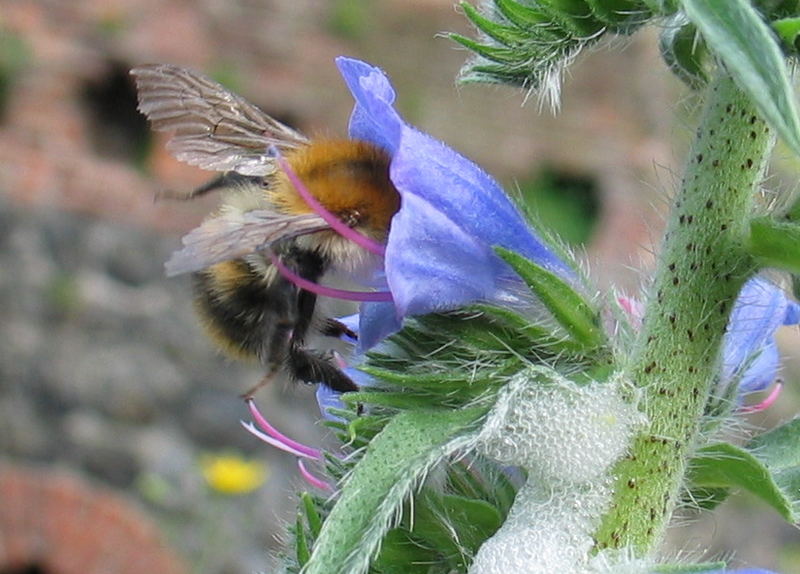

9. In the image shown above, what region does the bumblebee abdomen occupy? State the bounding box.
[193,260,291,362]
[192,247,328,366]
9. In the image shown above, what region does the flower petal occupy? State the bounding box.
[358,301,402,352]
[336,57,401,154]
[316,367,374,421]
[385,192,508,317]
[336,56,572,341]
[723,278,800,394]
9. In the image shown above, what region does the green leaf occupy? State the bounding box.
[683,0,800,156]
[772,16,800,51]
[303,408,485,574]
[495,246,604,350]
[748,416,800,520]
[746,216,800,273]
[688,441,797,521]
[373,529,441,574]
[410,492,503,570]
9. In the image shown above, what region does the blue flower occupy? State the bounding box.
[722,277,800,397]
[335,57,572,349]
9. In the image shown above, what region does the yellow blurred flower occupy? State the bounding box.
[200,453,268,495]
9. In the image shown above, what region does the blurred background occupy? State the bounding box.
[0,1,798,573]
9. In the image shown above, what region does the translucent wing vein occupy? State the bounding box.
[132,64,310,176]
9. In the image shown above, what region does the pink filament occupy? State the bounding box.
[298,459,334,491]
[274,151,387,257]
[242,422,319,459]
[245,399,321,459]
[269,251,393,302]
[739,382,783,414]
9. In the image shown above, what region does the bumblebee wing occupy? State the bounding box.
[165,210,329,276]
[132,64,310,176]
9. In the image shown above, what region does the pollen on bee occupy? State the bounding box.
[270,139,400,241]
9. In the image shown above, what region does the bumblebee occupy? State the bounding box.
[132,64,400,396]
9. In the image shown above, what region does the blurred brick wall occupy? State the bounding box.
[0,463,188,574]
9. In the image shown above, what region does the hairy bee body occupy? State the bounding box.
[133,65,400,391]
[187,139,397,394]
[133,63,401,395]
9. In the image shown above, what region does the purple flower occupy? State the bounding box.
[722,278,800,400]
[335,57,572,349]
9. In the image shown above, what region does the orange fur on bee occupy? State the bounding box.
[270,139,400,241]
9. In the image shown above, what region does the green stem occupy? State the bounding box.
[593,72,774,553]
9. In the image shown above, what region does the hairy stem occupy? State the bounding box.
[593,72,774,553]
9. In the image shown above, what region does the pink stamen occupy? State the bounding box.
[242,422,320,459]
[269,251,393,302]
[298,459,334,491]
[273,149,387,257]
[246,399,322,459]
[739,381,783,414]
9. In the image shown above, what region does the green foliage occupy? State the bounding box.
[294,408,488,574]
[683,0,800,156]
[746,216,800,273]
[453,0,658,89]
[287,246,608,572]
[495,247,605,351]
[659,14,711,89]
[687,424,800,523]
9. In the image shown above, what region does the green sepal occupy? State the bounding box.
[359,366,475,392]
[458,63,533,87]
[746,216,800,274]
[450,34,523,64]
[651,562,727,573]
[495,246,604,351]
[494,0,552,28]
[295,510,311,566]
[537,0,605,37]
[772,16,800,51]
[460,2,532,45]
[659,15,709,89]
[301,492,323,537]
[687,440,798,522]
[683,0,800,156]
[302,407,486,574]
[585,0,651,32]
[342,390,446,411]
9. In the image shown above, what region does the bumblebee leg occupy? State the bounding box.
[288,344,359,393]
[247,318,295,399]
[241,372,277,400]
[320,318,358,340]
